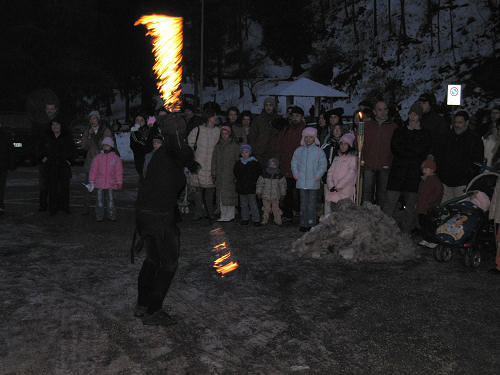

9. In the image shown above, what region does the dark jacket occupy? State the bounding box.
[435,127,484,187]
[0,128,15,171]
[39,129,75,181]
[248,111,278,165]
[136,145,186,213]
[362,119,398,170]
[421,110,449,157]
[387,126,431,192]
[233,159,262,194]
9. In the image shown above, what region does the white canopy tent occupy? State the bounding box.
[260,77,349,117]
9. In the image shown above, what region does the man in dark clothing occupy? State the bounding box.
[248,97,279,166]
[134,131,196,326]
[34,103,59,211]
[418,93,449,157]
[276,106,306,220]
[0,122,16,215]
[434,111,483,202]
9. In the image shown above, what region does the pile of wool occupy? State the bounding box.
[291,200,418,262]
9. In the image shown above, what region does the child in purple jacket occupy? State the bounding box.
[89,137,123,221]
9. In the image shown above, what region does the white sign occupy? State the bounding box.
[447,84,461,106]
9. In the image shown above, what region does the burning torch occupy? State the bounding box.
[356,112,364,205]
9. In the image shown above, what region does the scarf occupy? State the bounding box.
[240,156,257,165]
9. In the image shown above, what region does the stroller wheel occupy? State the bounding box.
[441,246,453,262]
[471,250,481,268]
[433,245,444,262]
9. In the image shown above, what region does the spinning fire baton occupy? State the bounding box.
[135,14,183,112]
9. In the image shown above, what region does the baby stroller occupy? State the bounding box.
[422,171,499,268]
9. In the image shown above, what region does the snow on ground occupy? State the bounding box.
[2,164,499,373]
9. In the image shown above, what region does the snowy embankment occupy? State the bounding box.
[292,200,417,262]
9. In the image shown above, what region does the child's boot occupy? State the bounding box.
[261,213,268,225]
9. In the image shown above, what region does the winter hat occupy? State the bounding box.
[263,97,275,106]
[147,116,156,126]
[301,126,320,146]
[268,158,279,167]
[468,191,491,212]
[340,133,355,147]
[328,107,344,118]
[418,93,436,106]
[89,110,100,120]
[102,137,114,147]
[221,125,232,134]
[290,106,304,116]
[240,144,252,153]
[152,133,164,142]
[409,102,423,119]
[421,159,436,171]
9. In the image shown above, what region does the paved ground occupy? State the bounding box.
[1,164,499,374]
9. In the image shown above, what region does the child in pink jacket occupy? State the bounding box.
[325,133,357,211]
[89,137,123,221]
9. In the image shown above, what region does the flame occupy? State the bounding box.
[358,111,363,120]
[210,229,239,277]
[135,14,183,112]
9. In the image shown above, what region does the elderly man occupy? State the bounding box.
[361,100,398,207]
[434,111,483,202]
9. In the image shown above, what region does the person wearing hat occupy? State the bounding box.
[325,133,357,209]
[382,103,431,233]
[211,125,240,222]
[291,126,327,231]
[88,137,123,222]
[418,92,449,157]
[416,159,443,247]
[247,97,279,166]
[434,111,483,203]
[362,100,398,207]
[82,110,114,214]
[233,144,262,225]
[275,105,306,221]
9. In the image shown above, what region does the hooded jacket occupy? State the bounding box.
[89,151,123,189]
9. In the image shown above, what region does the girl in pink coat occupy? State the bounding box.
[325,133,357,211]
[89,137,123,221]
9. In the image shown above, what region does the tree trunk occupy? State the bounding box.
[373,0,378,57]
[437,0,441,52]
[448,0,456,64]
[351,0,359,46]
[397,0,407,64]
[427,0,434,53]
[388,0,393,35]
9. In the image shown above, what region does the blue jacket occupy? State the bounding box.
[291,144,327,190]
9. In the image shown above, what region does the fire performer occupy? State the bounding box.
[134,126,199,326]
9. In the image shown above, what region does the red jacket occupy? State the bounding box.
[361,119,397,170]
[275,122,305,178]
[416,174,443,214]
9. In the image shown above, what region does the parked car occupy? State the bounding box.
[0,112,36,166]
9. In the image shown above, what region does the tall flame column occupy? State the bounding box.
[135,15,183,112]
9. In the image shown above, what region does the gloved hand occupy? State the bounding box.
[257,194,262,199]
[280,195,285,201]
[42,157,47,163]
[147,116,156,126]
[116,183,122,190]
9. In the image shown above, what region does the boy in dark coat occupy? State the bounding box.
[233,144,262,225]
